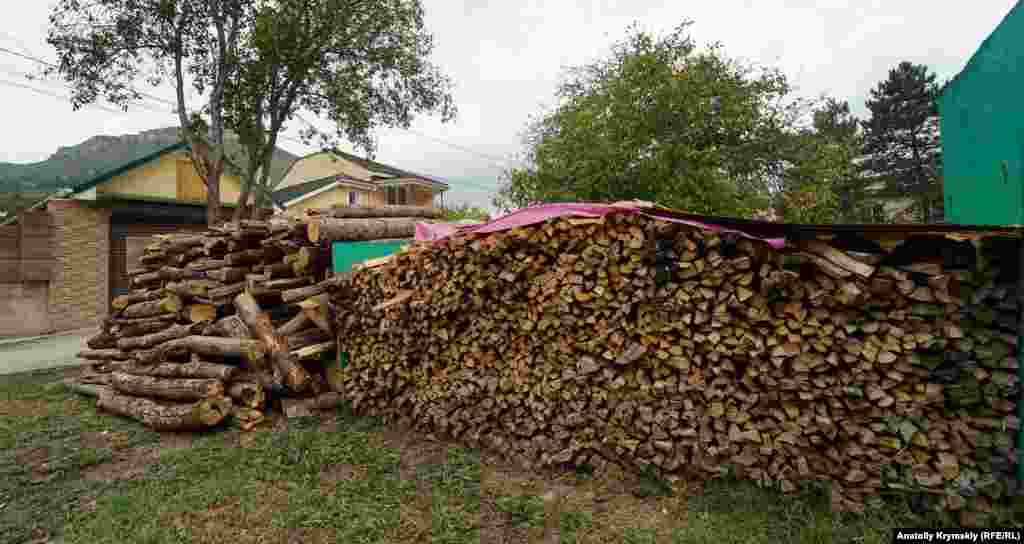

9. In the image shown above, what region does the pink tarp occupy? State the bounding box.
[415,202,787,249]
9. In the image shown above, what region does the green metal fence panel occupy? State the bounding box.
[331,239,410,274]
[939,1,1024,226]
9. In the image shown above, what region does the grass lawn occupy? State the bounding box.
[3,367,1023,544]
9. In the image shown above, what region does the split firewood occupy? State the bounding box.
[109,372,225,402]
[97,390,231,431]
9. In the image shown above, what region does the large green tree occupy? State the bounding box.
[494,22,812,217]
[223,0,456,221]
[861,61,943,222]
[45,0,246,226]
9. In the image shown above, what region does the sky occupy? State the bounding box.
[0,0,1019,211]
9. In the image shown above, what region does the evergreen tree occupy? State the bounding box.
[861,62,942,222]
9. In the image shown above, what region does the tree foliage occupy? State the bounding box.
[494,22,822,218]
[223,0,457,221]
[861,61,943,222]
[45,0,245,225]
[441,202,491,222]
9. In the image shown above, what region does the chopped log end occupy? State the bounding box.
[197,397,233,426]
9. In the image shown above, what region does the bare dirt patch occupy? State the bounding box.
[81,445,159,482]
[158,431,196,451]
[319,463,366,485]
[373,426,451,485]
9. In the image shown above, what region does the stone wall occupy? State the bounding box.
[46,200,110,332]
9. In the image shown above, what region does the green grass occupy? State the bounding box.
[0,368,159,543]
[5,368,1024,544]
[495,494,546,529]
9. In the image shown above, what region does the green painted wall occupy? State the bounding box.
[940,0,1024,225]
[332,239,410,274]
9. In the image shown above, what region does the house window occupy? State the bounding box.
[386,186,408,205]
[348,191,359,206]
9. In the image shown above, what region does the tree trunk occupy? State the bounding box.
[233,292,311,393]
[109,372,225,402]
[98,390,231,431]
[77,349,132,361]
[212,315,251,338]
[159,336,267,364]
[122,295,183,319]
[315,205,443,219]
[105,314,178,329]
[286,328,332,350]
[123,359,237,381]
[293,340,336,361]
[112,291,161,311]
[115,320,175,338]
[307,217,421,243]
[277,312,310,336]
[281,275,349,304]
[86,330,119,350]
[116,324,195,351]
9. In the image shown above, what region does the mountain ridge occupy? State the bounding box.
[0,127,299,195]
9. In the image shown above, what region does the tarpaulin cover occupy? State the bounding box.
[415,201,787,249]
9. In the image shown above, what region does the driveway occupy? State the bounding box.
[0,328,94,375]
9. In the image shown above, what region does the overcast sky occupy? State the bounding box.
[0,0,1018,210]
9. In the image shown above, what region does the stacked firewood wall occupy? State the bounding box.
[331,213,1020,518]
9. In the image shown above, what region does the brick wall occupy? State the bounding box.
[47,202,110,332]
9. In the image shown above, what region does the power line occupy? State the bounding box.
[0,78,128,115]
[0,45,180,109]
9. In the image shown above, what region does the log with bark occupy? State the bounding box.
[97,390,232,431]
[122,356,237,381]
[109,372,225,402]
[313,205,444,219]
[158,336,267,364]
[121,295,183,319]
[233,292,311,393]
[307,217,421,243]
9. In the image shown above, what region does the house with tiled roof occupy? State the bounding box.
[271,150,448,217]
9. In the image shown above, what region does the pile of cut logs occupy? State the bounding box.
[333,212,1021,520]
[70,205,440,431]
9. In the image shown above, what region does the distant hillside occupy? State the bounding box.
[0,127,299,195]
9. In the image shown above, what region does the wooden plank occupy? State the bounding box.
[18,210,51,281]
[0,224,19,281]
